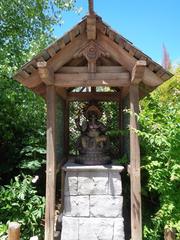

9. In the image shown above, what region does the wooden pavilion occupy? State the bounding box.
[14,1,172,239]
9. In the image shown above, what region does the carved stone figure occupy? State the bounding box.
[75,104,111,165]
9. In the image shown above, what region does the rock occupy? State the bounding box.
[61,164,125,240]
[64,172,78,196]
[90,195,123,218]
[79,218,114,240]
[108,171,122,195]
[61,217,78,240]
[78,171,108,195]
[64,196,90,217]
[113,218,125,240]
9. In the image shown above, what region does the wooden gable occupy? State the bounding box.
[14,14,173,98]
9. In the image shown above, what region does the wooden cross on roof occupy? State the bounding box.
[88,0,94,15]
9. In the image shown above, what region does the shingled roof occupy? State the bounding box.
[14,14,173,97]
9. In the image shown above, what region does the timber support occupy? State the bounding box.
[129,61,146,240]
[45,86,56,240]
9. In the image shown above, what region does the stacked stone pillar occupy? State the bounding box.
[61,163,125,240]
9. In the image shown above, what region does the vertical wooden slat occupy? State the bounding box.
[45,85,56,240]
[60,99,69,213]
[64,100,69,159]
[60,169,65,213]
[118,99,123,157]
[8,222,20,240]
[129,84,142,240]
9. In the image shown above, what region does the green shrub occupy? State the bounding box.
[0,174,45,239]
[139,67,180,239]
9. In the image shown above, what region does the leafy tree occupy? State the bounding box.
[0,0,76,238]
[0,0,76,181]
[139,66,180,239]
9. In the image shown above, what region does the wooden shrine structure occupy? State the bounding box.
[14,1,172,239]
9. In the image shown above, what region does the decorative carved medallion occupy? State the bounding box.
[74,41,109,63]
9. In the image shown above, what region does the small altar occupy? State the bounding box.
[61,163,125,240]
[13,0,173,239]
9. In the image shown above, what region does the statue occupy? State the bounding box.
[75,104,111,165]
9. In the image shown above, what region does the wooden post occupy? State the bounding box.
[129,61,146,240]
[8,222,20,240]
[45,85,56,240]
[130,84,142,240]
[88,0,94,15]
[164,229,176,240]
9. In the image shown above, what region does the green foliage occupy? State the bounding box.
[139,67,180,239]
[0,175,45,239]
[0,0,76,239]
[0,0,76,179]
[0,0,76,68]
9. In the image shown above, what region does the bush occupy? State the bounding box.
[0,174,45,239]
[139,67,180,239]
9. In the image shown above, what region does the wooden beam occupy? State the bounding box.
[55,72,130,88]
[121,86,129,99]
[97,33,164,87]
[37,61,54,85]
[14,71,42,89]
[131,61,146,84]
[45,86,56,240]
[67,92,121,102]
[87,16,96,40]
[129,84,142,240]
[31,82,46,98]
[143,68,163,86]
[97,33,134,71]
[14,34,88,89]
[55,87,67,100]
[49,33,87,72]
[59,66,126,73]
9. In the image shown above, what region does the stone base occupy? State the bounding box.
[61,163,125,240]
[61,217,124,240]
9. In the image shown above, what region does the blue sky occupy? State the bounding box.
[54,0,180,65]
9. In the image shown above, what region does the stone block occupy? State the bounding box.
[113,218,125,240]
[108,171,122,195]
[61,217,78,240]
[90,195,123,217]
[64,196,89,217]
[78,171,108,195]
[64,172,78,196]
[79,218,114,240]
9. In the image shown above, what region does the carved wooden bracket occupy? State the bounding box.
[37,61,54,86]
[74,41,109,63]
[131,60,146,84]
